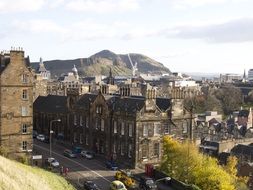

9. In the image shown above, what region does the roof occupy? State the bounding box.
[231,144,253,157]
[156,97,171,111]
[0,54,30,74]
[76,93,98,110]
[238,110,249,117]
[33,95,68,113]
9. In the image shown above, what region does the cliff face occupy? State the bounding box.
[31,50,171,77]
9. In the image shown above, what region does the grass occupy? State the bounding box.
[0,156,76,190]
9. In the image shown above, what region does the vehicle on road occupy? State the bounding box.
[72,146,82,154]
[110,180,127,190]
[81,150,95,159]
[83,180,100,190]
[106,160,118,170]
[36,134,45,141]
[33,130,38,138]
[115,170,137,188]
[43,135,50,143]
[46,157,59,167]
[63,149,77,158]
[139,176,157,190]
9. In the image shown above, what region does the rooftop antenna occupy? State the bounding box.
[128,53,138,77]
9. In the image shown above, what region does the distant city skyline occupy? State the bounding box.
[1,0,253,74]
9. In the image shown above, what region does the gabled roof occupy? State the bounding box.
[34,95,68,113]
[0,55,30,74]
[156,97,171,111]
[76,93,97,110]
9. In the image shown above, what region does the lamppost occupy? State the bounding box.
[50,119,61,158]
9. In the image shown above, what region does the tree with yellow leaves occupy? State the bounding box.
[160,136,247,190]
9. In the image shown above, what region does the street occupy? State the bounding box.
[33,139,174,190]
[33,140,116,190]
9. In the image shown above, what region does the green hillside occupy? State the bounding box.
[0,156,75,190]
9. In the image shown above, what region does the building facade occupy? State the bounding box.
[0,49,33,160]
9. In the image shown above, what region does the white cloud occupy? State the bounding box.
[65,0,140,13]
[11,19,65,33]
[0,0,45,13]
[164,18,253,43]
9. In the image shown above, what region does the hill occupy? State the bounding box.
[31,50,171,77]
[0,156,75,190]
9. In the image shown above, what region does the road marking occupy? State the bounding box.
[34,144,111,183]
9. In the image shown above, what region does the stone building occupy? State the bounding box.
[0,48,33,160]
[34,83,194,168]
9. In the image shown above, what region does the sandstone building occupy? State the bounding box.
[0,48,33,160]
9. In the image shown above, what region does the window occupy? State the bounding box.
[21,106,28,116]
[121,143,124,155]
[128,144,132,158]
[96,106,102,114]
[164,124,169,134]
[154,143,159,157]
[74,115,77,125]
[22,124,27,133]
[129,123,133,137]
[182,121,188,134]
[95,118,100,130]
[113,143,116,153]
[143,124,148,137]
[86,116,89,128]
[121,122,125,135]
[85,135,89,145]
[142,144,148,158]
[80,116,83,126]
[22,141,27,151]
[114,121,117,134]
[101,119,105,131]
[22,89,28,100]
[80,134,83,144]
[22,74,28,83]
[154,123,160,136]
[73,132,77,142]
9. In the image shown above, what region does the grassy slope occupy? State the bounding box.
[0,156,75,190]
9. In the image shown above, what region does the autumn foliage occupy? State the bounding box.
[160,136,248,190]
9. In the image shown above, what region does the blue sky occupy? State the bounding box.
[1,0,253,74]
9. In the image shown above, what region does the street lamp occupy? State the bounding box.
[49,119,61,158]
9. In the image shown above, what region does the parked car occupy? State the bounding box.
[139,176,157,190]
[46,157,59,168]
[36,134,45,141]
[32,130,38,138]
[106,160,118,170]
[72,146,82,154]
[83,180,100,190]
[110,180,127,190]
[81,150,95,159]
[43,135,50,143]
[63,149,77,158]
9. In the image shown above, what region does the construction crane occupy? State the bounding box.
[128,53,138,77]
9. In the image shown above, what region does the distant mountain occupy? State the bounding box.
[31,50,171,78]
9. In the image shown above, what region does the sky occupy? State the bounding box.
[1,0,253,74]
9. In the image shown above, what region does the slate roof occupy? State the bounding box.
[156,97,171,111]
[231,144,253,157]
[34,95,68,113]
[76,93,98,110]
[238,110,249,117]
[76,93,171,113]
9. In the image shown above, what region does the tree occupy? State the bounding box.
[160,136,247,190]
